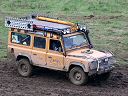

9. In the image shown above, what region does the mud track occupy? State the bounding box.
[0,60,128,96]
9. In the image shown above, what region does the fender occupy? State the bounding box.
[66,62,89,72]
[16,53,32,64]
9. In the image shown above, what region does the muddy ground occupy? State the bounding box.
[0,60,128,96]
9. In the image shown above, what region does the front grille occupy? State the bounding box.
[96,57,114,72]
[99,58,108,65]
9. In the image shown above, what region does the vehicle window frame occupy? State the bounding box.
[33,36,46,49]
[49,39,63,53]
[11,32,31,46]
[63,33,88,50]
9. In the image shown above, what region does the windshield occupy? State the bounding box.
[64,34,88,49]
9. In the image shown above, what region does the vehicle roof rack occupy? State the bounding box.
[5,17,33,31]
[5,16,87,35]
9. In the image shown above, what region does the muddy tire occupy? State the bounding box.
[69,67,88,85]
[17,59,33,77]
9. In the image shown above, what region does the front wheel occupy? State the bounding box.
[69,67,88,85]
[17,59,33,77]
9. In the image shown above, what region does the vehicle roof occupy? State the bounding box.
[30,19,71,29]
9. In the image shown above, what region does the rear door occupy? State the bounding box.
[9,31,32,59]
[31,36,47,66]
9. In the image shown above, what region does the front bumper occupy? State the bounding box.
[88,65,114,76]
[97,65,114,74]
[88,56,116,76]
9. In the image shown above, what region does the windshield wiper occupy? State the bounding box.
[69,43,86,49]
[70,44,76,49]
[79,42,86,47]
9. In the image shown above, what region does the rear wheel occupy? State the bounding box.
[69,67,88,85]
[17,59,33,77]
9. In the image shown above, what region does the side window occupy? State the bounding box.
[11,32,31,46]
[49,39,63,52]
[34,37,46,49]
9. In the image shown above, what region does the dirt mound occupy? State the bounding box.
[0,60,128,96]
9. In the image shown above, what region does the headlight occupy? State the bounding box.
[98,58,110,65]
[90,61,98,69]
[105,58,108,62]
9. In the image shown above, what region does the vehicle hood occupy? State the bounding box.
[67,49,112,61]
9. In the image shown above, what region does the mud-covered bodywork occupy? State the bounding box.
[66,48,115,75]
[7,30,115,76]
[5,16,115,85]
[6,16,116,85]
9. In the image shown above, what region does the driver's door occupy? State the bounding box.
[46,39,64,69]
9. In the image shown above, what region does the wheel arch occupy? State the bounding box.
[16,55,32,64]
[68,62,88,72]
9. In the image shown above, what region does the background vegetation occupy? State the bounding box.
[0,0,128,64]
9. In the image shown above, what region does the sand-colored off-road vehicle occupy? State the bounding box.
[5,15,115,85]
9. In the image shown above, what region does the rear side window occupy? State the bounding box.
[34,37,46,49]
[11,32,31,46]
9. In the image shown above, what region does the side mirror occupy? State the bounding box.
[86,30,89,34]
[84,30,89,35]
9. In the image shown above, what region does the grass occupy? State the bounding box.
[0,0,128,64]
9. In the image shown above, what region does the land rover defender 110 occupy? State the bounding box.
[5,15,115,85]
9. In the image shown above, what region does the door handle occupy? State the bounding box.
[33,54,37,55]
[48,56,52,58]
